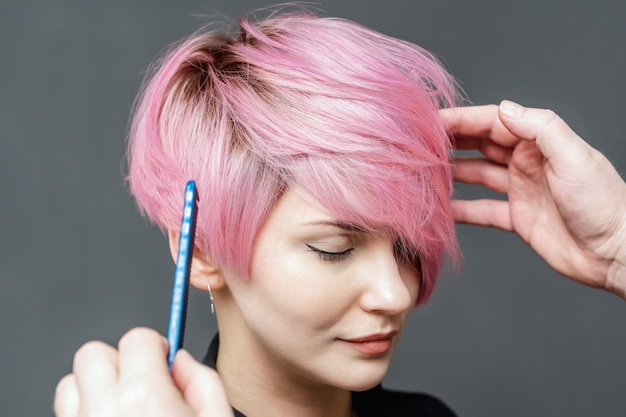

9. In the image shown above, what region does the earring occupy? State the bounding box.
[208,282,215,314]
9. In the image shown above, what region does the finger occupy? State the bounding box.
[172,350,234,417]
[454,157,509,193]
[497,100,591,168]
[118,327,170,379]
[54,374,79,417]
[454,137,513,165]
[440,105,522,147]
[451,199,513,231]
[72,341,118,402]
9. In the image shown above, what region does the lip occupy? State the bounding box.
[339,330,398,355]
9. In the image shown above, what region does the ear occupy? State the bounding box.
[168,231,226,291]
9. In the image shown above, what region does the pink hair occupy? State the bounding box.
[127,10,460,303]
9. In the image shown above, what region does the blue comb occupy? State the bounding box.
[166,180,198,370]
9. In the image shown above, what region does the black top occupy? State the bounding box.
[201,335,457,417]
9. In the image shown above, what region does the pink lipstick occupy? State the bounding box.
[340,331,398,355]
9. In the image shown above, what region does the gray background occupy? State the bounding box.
[2,1,625,416]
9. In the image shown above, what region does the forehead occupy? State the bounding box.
[267,187,335,226]
[259,187,374,241]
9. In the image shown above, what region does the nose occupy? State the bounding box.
[358,240,418,315]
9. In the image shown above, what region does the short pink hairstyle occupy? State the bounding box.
[127,10,460,303]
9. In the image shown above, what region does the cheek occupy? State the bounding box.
[247,254,354,331]
[399,260,421,304]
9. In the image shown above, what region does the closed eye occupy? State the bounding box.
[305,244,354,262]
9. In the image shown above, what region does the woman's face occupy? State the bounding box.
[220,187,420,391]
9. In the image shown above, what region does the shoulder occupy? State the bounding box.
[353,385,457,417]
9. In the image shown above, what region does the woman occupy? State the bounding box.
[54,9,626,417]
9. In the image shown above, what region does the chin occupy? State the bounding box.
[328,360,391,392]
[348,378,386,392]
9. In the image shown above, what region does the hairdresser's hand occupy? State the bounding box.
[54,327,234,417]
[442,101,626,298]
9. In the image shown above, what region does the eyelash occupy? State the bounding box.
[305,244,354,262]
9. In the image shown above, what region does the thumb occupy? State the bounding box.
[171,350,234,417]
[497,100,591,167]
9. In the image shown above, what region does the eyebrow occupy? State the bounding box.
[302,220,367,233]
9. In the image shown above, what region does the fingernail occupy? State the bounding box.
[500,100,523,118]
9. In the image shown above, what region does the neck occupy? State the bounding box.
[214,292,353,417]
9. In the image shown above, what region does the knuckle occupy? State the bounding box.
[54,373,74,397]
[116,381,172,414]
[54,374,78,416]
[120,382,154,404]
[73,340,109,368]
[538,108,566,133]
[118,327,158,350]
[538,108,571,137]
[538,108,558,126]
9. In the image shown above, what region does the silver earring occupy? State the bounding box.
[208,282,215,314]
